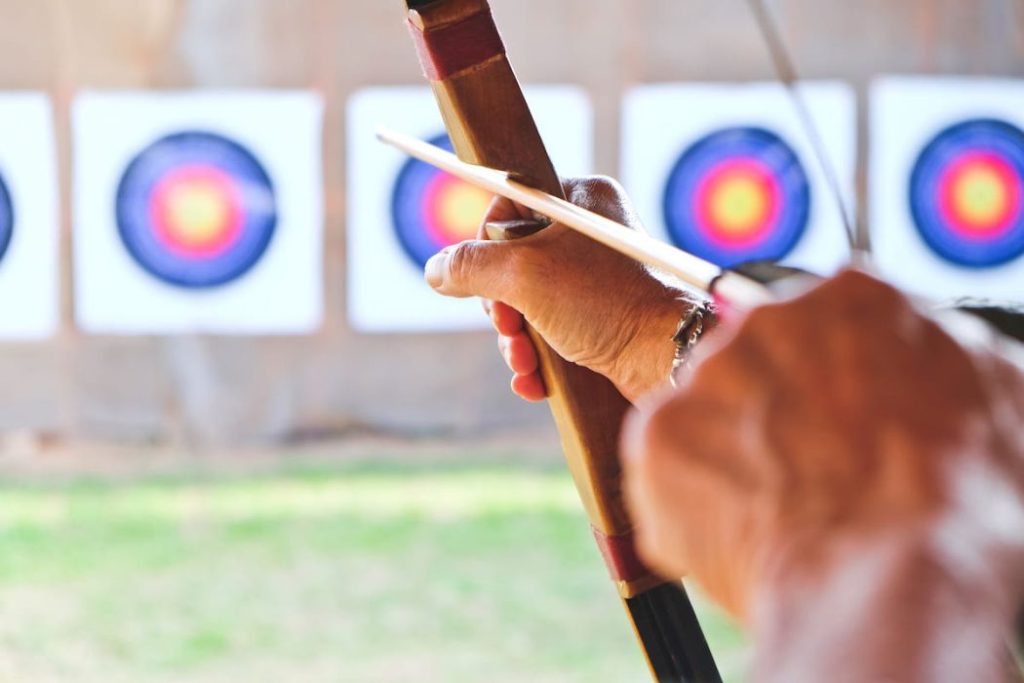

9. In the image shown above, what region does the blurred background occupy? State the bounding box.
[0,0,1021,681]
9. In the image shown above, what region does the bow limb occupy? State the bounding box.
[402,2,721,681]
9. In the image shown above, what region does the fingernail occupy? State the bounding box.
[424,251,446,288]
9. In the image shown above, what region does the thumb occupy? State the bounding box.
[424,239,516,301]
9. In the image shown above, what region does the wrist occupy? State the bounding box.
[607,281,707,402]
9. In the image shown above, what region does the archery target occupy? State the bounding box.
[115,131,278,288]
[389,133,493,269]
[871,78,1024,300]
[662,126,811,268]
[0,94,59,340]
[346,86,593,333]
[73,91,323,334]
[622,82,855,276]
[909,119,1024,268]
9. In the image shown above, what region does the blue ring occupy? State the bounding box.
[115,131,277,289]
[391,133,456,269]
[0,172,13,264]
[908,118,1024,269]
[661,126,810,268]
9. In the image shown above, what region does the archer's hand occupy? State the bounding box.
[623,269,1024,681]
[425,177,700,402]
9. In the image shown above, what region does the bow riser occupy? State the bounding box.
[407,0,640,581]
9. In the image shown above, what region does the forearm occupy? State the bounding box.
[750,534,1020,683]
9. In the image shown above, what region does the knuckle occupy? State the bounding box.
[586,174,626,195]
[567,175,637,226]
[567,175,624,207]
[826,268,906,309]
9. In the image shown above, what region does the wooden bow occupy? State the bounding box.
[401,1,721,680]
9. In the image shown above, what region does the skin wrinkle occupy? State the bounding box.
[426,175,701,404]
[572,259,674,396]
[468,177,694,403]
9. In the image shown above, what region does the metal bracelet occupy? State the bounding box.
[669,302,715,387]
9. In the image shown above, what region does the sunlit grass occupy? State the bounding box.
[0,460,746,682]
[0,469,582,530]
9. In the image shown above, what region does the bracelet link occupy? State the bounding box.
[669,301,715,386]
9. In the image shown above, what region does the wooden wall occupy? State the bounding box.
[0,0,1019,446]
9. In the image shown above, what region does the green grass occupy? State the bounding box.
[0,460,746,682]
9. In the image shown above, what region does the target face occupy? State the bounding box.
[115,131,277,288]
[662,127,810,268]
[0,93,59,340]
[390,134,492,268]
[622,83,854,278]
[870,77,1024,301]
[0,173,13,264]
[73,91,323,335]
[908,118,1024,268]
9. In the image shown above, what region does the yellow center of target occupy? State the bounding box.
[164,180,232,247]
[707,173,769,236]
[951,162,1009,231]
[436,181,493,240]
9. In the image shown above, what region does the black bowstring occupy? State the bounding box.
[746,0,863,260]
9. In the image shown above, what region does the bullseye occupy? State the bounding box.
[696,160,780,245]
[938,152,1019,236]
[423,172,492,245]
[116,131,277,288]
[0,172,13,264]
[391,133,493,268]
[662,127,809,268]
[149,165,242,258]
[909,118,1024,268]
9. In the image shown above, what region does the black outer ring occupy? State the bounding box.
[0,172,14,264]
[660,126,810,268]
[115,131,278,289]
[908,118,1024,269]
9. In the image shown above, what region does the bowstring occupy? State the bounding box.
[745,0,863,260]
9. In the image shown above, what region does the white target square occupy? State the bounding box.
[0,93,60,340]
[73,91,324,335]
[346,85,593,333]
[621,82,856,277]
[870,77,1024,301]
